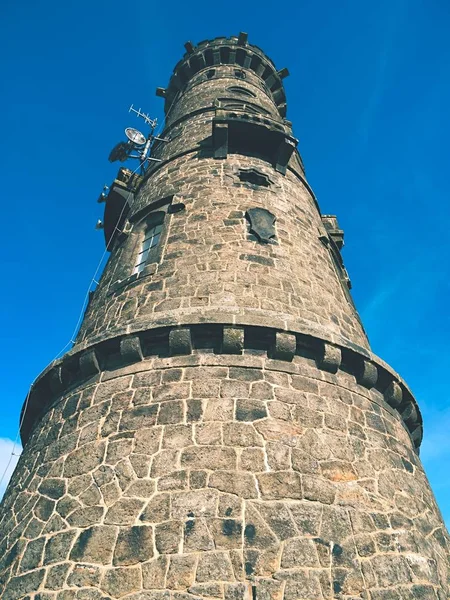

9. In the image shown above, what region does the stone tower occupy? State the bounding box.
[0,34,449,600]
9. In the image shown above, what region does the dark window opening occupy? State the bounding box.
[204,49,214,66]
[238,168,272,187]
[250,55,261,73]
[235,49,246,66]
[179,65,190,84]
[228,120,279,165]
[190,55,202,74]
[261,66,272,81]
[220,46,231,64]
[206,69,216,79]
[235,69,246,79]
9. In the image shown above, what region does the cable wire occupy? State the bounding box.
[0,159,144,494]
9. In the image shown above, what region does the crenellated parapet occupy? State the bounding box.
[158,34,289,118]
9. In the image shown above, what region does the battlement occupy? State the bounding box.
[158,33,289,117]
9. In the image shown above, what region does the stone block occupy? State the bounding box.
[184,517,215,551]
[105,498,145,525]
[317,342,341,373]
[384,380,403,409]
[19,537,46,572]
[120,335,144,363]
[68,563,101,587]
[190,583,224,598]
[171,489,218,519]
[140,493,171,523]
[169,328,192,355]
[101,566,142,597]
[209,471,258,498]
[79,348,101,378]
[281,537,320,567]
[63,442,105,478]
[257,471,302,500]
[270,332,296,361]
[181,447,237,470]
[222,326,244,354]
[224,583,246,600]
[223,422,263,447]
[158,470,188,491]
[67,506,105,527]
[70,526,118,564]
[155,520,182,554]
[355,359,378,388]
[166,555,197,589]
[113,525,154,565]
[2,570,46,600]
[38,478,66,500]
[142,556,168,589]
[44,531,76,564]
[257,503,298,541]
[163,425,193,449]
[157,401,184,424]
[240,447,266,472]
[119,405,159,431]
[196,551,234,582]
[243,504,278,549]
[45,562,71,589]
[235,399,267,421]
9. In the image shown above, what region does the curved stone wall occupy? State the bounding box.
[1,354,448,599]
[77,155,368,350]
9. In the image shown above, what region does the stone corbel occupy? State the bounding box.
[384,380,403,409]
[49,366,68,395]
[222,326,245,354]
[169,328,193,356]
[270,332,296,361]
[120,336,143,363]
[213,121,228,159]
[317,342,342,374]
[79,348,101,378]
[355,358,378,389]
[402,402,418,430]
[275,137,296,174]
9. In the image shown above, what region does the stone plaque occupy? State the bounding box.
[246,207,276,243]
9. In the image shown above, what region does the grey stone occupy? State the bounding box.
[44,531,77,564]
[196,551,234,582]
[70,526,118,564]
[113,525,154,565]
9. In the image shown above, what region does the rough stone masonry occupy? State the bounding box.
[1,34,449,600]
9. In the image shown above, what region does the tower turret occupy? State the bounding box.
[1,34,449,600]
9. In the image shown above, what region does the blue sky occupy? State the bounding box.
[1,0,449,522]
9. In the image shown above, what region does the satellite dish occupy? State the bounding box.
[125,127,146,145]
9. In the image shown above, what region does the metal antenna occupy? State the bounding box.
[129,104,157,128]
[107,105,171,175]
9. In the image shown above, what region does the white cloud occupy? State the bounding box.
[0,438,22,500]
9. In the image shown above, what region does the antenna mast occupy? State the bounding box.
[107,104,170,175]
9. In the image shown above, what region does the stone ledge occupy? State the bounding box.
[21,323,422,451]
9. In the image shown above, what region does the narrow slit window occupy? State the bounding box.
[134,221,163,274]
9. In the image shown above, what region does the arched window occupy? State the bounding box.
[133,212,165,274]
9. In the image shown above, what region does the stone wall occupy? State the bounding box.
[1,34,449,600]
[1,353,449,599]
[76,154,368,350]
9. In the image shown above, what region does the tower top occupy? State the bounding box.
[158,33,290,118]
